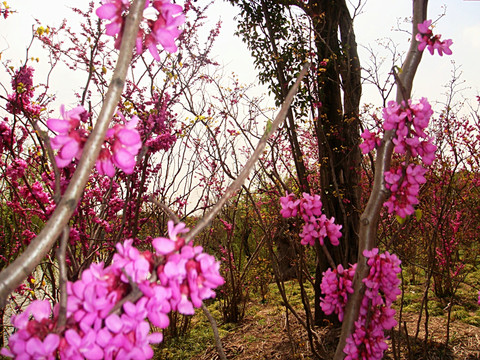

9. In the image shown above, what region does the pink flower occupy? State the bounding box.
[417,19,432,34]
[416,19,452,56]
[1,300,60,359]
[300,193,323,220]
[96,0,130,49]
[320,264,356,321]
[146,1,185,58]
[433,38,453,56]
[279,192,300,218]
[95,148,116,177]
[96,0,185,59]
[112,240,151,283]
[63,329,104,360]
[48,105,89,168]
[359,129,382,154]
[140,283,171,328]
[97,114,142,176]
[152,220,189,255]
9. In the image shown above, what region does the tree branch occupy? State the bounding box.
[333,1,427,358]
[0,0,147,307]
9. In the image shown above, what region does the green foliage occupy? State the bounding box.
[154,302,229,360]
[230,0,312,114]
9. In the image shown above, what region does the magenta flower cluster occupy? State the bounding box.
[359,128,381,154]
[384,163,427,218]
[319,249,401,360]
[1,221,224,359]
[343,249,401,360]
[383,98,436,166]
[416,20,452,56]
[319,249,401,359]
[47,105,89,168]
[96,113,142,176]
[96,0,185,60]
[384,98,436,217]
[47,106,142,176]
[6,66,42,117]
[360,98,437,218]
[280,192,342,246]
[320,263,356,321]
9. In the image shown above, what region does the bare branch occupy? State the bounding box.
[202,304,227,360]
[56,226,69,330]
[184,62,311,243]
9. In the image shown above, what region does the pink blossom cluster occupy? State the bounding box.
[383,98,436,165]
[359,128,381,154]
[320,263,356,321]
[360,98,436,218]
[384,164,427,218]
[47,106,142,176]
[96,0,185,60]
[96,114,142,176]
[2,221,224,359]
[5,158,28,181]
[47,105,89,168]
[140,95,177,154]
[0,121,13,154]
[383,98,436,217]
[360,98,436,165]
[6,66,41,117]
[280,192,342,246]
[343,249,402,360]
[415,20,452,56]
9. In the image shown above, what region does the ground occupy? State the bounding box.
[156,280,480,360]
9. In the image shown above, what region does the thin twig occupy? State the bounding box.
[148,196,181,224]
[184,62,310,243]
[202,303,227,360]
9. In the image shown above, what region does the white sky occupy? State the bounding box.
[1,0,479,113]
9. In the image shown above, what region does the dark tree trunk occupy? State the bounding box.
[232,0,362,327]
[304,0,362,325]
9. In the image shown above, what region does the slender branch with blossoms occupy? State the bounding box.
[333,3,454,358]
[361,97,437,218]
[320,249,401,360]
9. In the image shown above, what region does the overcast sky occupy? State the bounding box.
[1,0,479,113]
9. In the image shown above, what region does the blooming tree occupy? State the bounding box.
[277,7,456,360]
[0,0,477,360]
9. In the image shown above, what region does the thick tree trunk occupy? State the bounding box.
[306,0,361,325]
